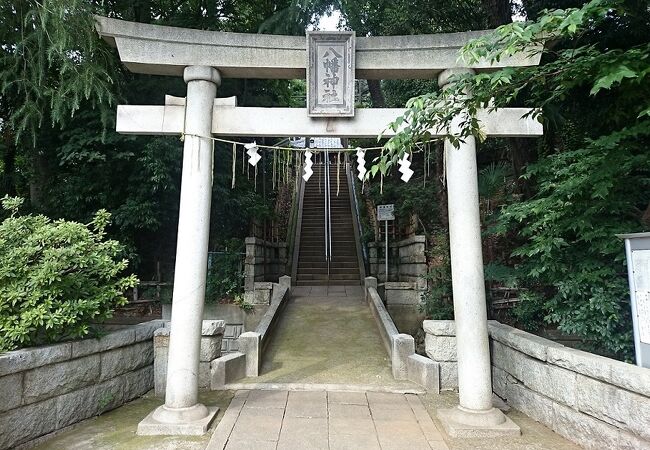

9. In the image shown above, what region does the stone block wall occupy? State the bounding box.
[153,320,225,395]
[368,235,426,283]
[424,320,650,449]
[244,237,287,290]
[162,303,269,354]
[368,236,427,334]
[0,320,162,450]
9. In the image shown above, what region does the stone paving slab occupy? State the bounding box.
[290,286,363,297]
[208,390,451,450]
[27,387,582,450]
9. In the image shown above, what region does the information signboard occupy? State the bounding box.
[618,233,650,368]
[377,204,394,282]
[377,204,395,221]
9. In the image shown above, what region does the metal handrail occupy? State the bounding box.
[348,161,369,275]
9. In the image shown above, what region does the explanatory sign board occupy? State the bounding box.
[377,204,395,221]
[618,232,650,368]
[632,250,650,344]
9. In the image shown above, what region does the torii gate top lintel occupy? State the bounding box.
[95,16,541,80]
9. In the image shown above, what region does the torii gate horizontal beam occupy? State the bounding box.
[116,103,542,138]
[95,16,541,80]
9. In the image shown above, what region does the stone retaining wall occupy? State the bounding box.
[244,237,287,290]
[368,235,426,283]
[162,302,268,354]
[0,320,162,450]
[153,320,225,395]
[424,320,650,449]
[369,236,427,334]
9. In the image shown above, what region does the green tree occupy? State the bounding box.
[381,0,650,359]
[0,0,308,280]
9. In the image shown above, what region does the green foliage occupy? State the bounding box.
[419,231,454,320]
[496,124,648,358]
[0,0,118,144]
[484,261,518,288]
[379,0,650,164]
[233,294,255,312]
[340,0,488,36]
[365,171,439,230]
[205,247,245,303]
[374,0,649,359]
[0,197,137,351]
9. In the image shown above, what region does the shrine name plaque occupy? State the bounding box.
[307,31,355,117]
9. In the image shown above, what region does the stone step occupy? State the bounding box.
[296,273,360,281]
[294,280,361,286]
[298,261,359,268]
[299,244,356,249]
[298,257,359,264]
[297,268,360,275]
[301,222,353,226]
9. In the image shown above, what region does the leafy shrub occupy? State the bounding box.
[0,197,138,351]
[420,230,454,320]
[205,248,244,303]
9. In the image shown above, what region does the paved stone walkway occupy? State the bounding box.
[207,390,448,450]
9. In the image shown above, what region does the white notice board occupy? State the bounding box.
[620,233,650,368]
[632,250,650,344]
[377,204,394,221]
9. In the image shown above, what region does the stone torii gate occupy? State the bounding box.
[95,16,542,437]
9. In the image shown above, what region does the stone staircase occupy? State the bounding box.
[296,164,361,286]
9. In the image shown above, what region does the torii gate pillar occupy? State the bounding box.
[137,66,221,435]
[436,69,519,436]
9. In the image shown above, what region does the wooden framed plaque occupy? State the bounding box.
[306,31,355,117]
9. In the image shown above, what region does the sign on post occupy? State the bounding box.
[377,204,395,221]
[618,232,650,368]
[378,204,394,282]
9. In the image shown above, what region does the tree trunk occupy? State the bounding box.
[367,79,385,108]
[642,201,650,227]
[133,0,152,23]
[29,151,49,210]
[509,137,535,197]
[435,141,448,227]
[2,141,17,196]
[479,2,540,197]
[481,0,512,28]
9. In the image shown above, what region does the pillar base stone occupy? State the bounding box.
[437,406,520,438]
[137,404,219,436]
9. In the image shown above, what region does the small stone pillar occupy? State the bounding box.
[391,333,415,380]
[436,68,519,437]
[364,276,378,302]
[238,331,261,377]
[154,320,225,396]
[244,237,258,292]
[138,66,221,435]
[279,275,291,293]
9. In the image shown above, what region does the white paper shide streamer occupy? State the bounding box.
[355,147,367,181]
[398,152,414,182]
[303,150,314,181]
[245,142,261,166]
